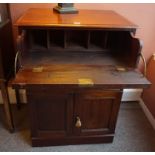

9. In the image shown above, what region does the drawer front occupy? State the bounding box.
[26,86,73,139]
[73,89,122,136]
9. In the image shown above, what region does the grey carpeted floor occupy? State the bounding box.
[0,102,155,152]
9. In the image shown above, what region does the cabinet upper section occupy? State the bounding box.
[15,9,137,31]
[12,8,151,88]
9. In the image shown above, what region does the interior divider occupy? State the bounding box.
[103,31,109,49]
[28,29,112,52]
[47,30,50,49]
[64,30,67,48]
[86,31,90,49]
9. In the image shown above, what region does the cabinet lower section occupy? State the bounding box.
[26,85,122,147]
[32,134,114,147]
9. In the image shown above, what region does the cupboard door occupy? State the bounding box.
[74,89,122,136]
[26,86,73,139]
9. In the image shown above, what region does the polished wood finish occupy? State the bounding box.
[26,86,122,146]
[27,87,73,138]
[15,9,137,31]
[0,4,14,132]
[12,64,150,88]
[12,9,150,146]
[73,89,122,136]
[142,54,155,118]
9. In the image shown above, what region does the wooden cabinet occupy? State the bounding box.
[26,86,122,146]
[0,4,14,132]
[0,4,14,80]
[12,9,150,146]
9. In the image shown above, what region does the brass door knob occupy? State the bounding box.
[75,116,82,128]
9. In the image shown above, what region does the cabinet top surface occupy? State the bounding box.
[15,8,137,29]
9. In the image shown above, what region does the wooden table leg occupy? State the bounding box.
[0,81,14,132]
[15,89,21,109]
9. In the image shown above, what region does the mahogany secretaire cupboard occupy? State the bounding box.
[12,9,150,146]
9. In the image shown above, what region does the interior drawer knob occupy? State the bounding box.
[75,116,82,128]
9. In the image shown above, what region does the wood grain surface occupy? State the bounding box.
[15,9,137,30]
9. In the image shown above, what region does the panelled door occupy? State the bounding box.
[73,89,122,136]
[26,86,73,139]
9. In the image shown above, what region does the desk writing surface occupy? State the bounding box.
[12,64,150,88]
